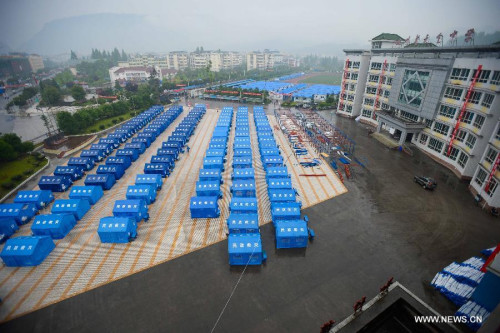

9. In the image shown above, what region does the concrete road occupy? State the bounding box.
[1,104,498,332]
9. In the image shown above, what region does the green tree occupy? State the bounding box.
[70,50,78,60]
[1,133,23,152]
[56,111,77,134]
[121,49,128,61]
[0,140,17,162]
[71,85,86,101]
[42,86,61,106]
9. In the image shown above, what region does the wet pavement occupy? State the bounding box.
[2,102,499,333]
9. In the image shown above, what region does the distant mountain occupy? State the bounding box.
[19,13,186,56]
[0,41,11,55]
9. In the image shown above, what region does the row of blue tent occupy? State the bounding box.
[190,106,233,219]
[0,106,167,266]
[253,106,315,250]
[227,106,267,266]
[98,105,207,243]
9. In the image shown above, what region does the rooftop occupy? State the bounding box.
[371,33,405,41]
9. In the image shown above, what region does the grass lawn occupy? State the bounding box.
[0,155,48,198]
[83,111,136,134]
[298,73,343,85]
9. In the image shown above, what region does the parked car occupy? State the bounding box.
[414,176,437,190]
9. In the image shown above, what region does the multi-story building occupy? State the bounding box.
[337,33,500,207]
[0,53,44,76]
[27,54,44,72]
[109,66,153,84]
[167,51,189,71]
[123,55,168,68]
[246,50,277,71]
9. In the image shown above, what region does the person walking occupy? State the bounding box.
[186,145,190,155]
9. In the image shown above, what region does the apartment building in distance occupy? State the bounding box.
[167,51,189,71]
[189,51,243,72]
[336,32,500,208]
[246,50,277,71]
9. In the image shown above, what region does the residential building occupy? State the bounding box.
[167,51,189,70]
[109,66,153,84]
[27,54,44,72]
[336,33,500,206]
[122,54,168,68]
[247,50,277,71]
[0,53,44,76]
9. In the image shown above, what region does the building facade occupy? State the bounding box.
[246,50,276,71]
[167,51,189,71]
[337,33,500,207]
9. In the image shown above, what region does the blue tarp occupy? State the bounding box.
[226,213,259,234]
[96,164,125,180]
[54,165,84,181]
[14,190,54,210]
[199,169,222,183]
[233,148,252,157]
[267,178,293,190]
[51,199,91,221]
[205,149,226,159]
[231,180,256,197]
[135,174,163,191]
[113,199,149,223]
[232,168,255,180]
[150,155,175,170]
[80,149,105,162]
[271,202,301,222]
[0,236,55,267]
[157,148,179,160]
[0,203,37,225]
[126,185,157,204]
[203,157,224,170]
[116,149,139,162]
[69,186,104,205]
[68,157,94,171]
[90,143,113,155]
[38,175,72,192]
[99,137,120,149]
[228,233,266,266]
[190,196,220,218]
[131,137,151,148]
[230,197,258,214]
[98,217,137,243]
[144,163,170,177]
[471,271,500,312]
[106,156,132,170]
[260,148,281,156]
[275,219,309,249]
[262,156,284,169]
[84,174,116,191]
[196,181,222,197]
[124,142,146,155]
[31,214,77,239]
[266,167,290,179]
[233,157,252,169]
[268,189,298,204]
[0,218,18,244]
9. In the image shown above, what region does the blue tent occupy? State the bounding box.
[106,156,132,170]
[266,167,290,180]
[38,175,72,192]
[68,157,94,171]
[0,236,55,267]
[230,197,258,214]
[144,163,169,178]
[271,202,301,222]
[96,164,125,180]
[231,180,256,197]
[84,174,116,191]
[210,137,227,144]
[190,196,220,218]
[124,142,146,155]
[51,199,91,221]
[235,130,250,138]
[69,185,104,205]
[137,132,156,143]
[262,156,284,169]
[135,174,163,191]
[199,169,222,183]
[275,220,309,249]
[157,147,179,160]
[98,217,137,243]
[268,189,298,204]
[99,137,120,149]
[233,148,252,157]
[31,214,77,239]
[107,132,128,144]
[195,181,222,197]
[151,155,175,170]
[90,143,113,155]
[203,157,224,171]
[162,142,184,154]
[14,190,54,210]
[232,168,255,181]
[0,218,18,244]
[260,148,281,156]
[0,203,36,225]
[227,233,266,266]
[233,157,252,169]
[226,213,259,234]
[54,165,84,182]
[126,185,157,204]
[208,143,227,151]
[115,128,133,138]
[131,137,151,148]
[80,149,105,163]
[205,149,226,159]
[113,199,149,223]
[116,149,139,162]
[267,178,293,190]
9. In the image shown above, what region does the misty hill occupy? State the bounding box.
[0,41,11,55]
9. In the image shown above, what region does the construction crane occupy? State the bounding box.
[338,58,350,113]
[446,65,482,156]
[372,59,388,120]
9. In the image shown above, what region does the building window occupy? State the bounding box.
[382,103,389,110]
[458,152,469,168]
[482,93,494,108]
[461,111,474,124]
[438,105,457,119]
[491,71,500,85]
[347,94,354,101]
[344,72,351,79]
[383,90,390,98]
[450,68,470,81]
[398,69,430,107]
[468,91,482,104]
[465,134,477,149]
[486,178,498,197]
[371,62,382,70]
[419,133,428,145]
[352,62,360,69]
[434,122,450,135]
[496,126,500,141]
[473,115,485,129]
[400,110,419,122]
[362,109,372,118]
[346,105,353,112]
[485,148,498,164]
[364,98,374,106]
[387,77,393,85]
[475,168,488,186]
[425,119,433,128]
[369,75,379,83]
[456,130,467,142]
[389,64,396,72]
[443,145,459,161]
[444,87,463,100]
[351,73,358,80]
[428,138,444,153]
[473,69,491,83]
[366,87,377,94]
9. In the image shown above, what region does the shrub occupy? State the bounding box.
[99,125,106,130]
[24,169,34,175]
[1,182,15,190]
[36,154,46,161]
[118,117,124,121]
[112,119,118,124]
[11,175,23,182]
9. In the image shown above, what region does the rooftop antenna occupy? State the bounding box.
[449,30,458,46]
[436,33,443,47]
[464,28,475,45]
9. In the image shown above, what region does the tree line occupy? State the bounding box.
[91,48,128,62]
[0,133,34,162]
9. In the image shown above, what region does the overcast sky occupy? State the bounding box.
[1,0,499,52]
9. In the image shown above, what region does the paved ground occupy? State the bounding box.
[1,103,499,332]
